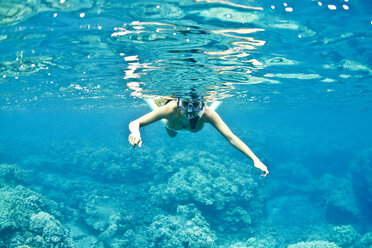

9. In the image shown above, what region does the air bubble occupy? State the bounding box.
[285,7,293,12]
[328,5,337,10]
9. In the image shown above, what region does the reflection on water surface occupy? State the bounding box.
[0,0,371,109]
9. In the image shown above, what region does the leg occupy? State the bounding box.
[165,127,177,137]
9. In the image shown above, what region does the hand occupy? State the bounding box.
[254,160,269,177]
[128,132,142,148]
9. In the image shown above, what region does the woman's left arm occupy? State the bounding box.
[204,108,269,177]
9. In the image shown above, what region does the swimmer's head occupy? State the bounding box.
[177,98,205,119]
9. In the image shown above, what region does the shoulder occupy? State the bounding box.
[202,106,219,123]
[159,99,179,118]
[163,100,178,112]
[165,99,177,108]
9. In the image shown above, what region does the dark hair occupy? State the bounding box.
[186,89,204,102]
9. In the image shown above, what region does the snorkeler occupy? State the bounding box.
[128,97,269,177]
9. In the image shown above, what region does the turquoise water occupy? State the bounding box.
[0,0,371,247]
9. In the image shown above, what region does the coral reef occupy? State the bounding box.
[147,204,217,248]
[317,174,359,224]
[228,237,277,248]
[287,241,340,248]
[0,163,31,186]
[30,211,75,247]
[354,232,372,248]
[3,137,371,248]
[0,185,74,248]
[82,194,121,233]
[328,225,361,248]
[20,141,164,183]
[351,148,372,216]
[0,186,58,232]
[149,150,263,232]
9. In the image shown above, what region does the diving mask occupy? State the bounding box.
[177,98,205,113]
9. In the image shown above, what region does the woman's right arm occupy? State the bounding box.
[128,101,176,148]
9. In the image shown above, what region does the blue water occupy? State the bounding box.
[0,0,371,247]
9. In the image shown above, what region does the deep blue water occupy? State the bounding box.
[0,0,371,247]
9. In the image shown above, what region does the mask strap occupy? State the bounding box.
[197,105,206,118]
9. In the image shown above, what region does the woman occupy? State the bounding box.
[128,98,269,177]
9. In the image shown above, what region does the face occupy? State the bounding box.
[181,100,203,112]
[177,98,205,119]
